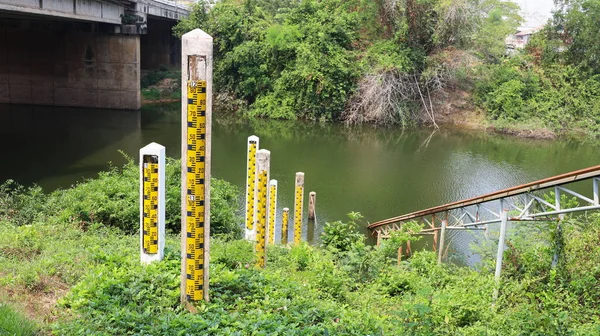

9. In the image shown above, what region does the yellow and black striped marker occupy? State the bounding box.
[268,180,277,245]
[142,155,159,254]
[293,172,305,245]
[185,80,207,301]
[281,207,289,244]
[245,136,259,237]
[256,170,268,267]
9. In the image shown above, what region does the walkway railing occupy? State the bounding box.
[368,165,600,245]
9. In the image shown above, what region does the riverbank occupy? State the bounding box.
[1,160,600,334]
[432,88,559,140]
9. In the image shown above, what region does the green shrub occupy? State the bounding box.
[1,157,242,236]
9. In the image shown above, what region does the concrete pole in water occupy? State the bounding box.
[438,219,447,264]
[244,135,259,241]
[140,142,165,264]
[281,208,289,244]
[493,209,509,300]
[255,150,271,267]
[180,29,212,306]
[268,180,278,245]
[308,191,316,220]
[293,172,305,245]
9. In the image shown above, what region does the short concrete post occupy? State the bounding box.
[140,143,165,264]
[281,207,290,244]
[268,180,278,245]
[293,172,305,245]
[180,29,212,305]
[438,220,447,264]
[255,150,270,268]
[493,209,509,300]
[308,191,316,220]
[244,135,259,241]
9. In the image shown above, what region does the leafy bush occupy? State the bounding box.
[1,157,242,236]
[321,211,365,253]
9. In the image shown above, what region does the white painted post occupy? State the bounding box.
[140,143,165,264]
[255,150,270,268]
[244,135,259,241]
[293,172,305,245]
[438,219,447,264]
[268,180,278,245]
[180,29,212,306]
[281,207,289,244]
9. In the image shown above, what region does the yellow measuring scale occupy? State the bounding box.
[142,155,159,254]
[255,170,268,267]
[268,182,277,245]
[245,138,258,232]
[185,80,207,301]
[294,185,303,245]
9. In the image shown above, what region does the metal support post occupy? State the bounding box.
[438,219,447,264]
[493,209,509,300]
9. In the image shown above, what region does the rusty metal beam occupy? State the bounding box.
[368,164,600,231]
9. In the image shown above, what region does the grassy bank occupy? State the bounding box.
[1,160,600,334]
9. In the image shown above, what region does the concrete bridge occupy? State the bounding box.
[0,0,190,110]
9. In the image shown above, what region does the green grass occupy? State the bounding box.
[0,304,37,336]
[1,161,600,334]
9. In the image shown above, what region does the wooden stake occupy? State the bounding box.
[308,191,316,220]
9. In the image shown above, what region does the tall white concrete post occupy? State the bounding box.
[180,29,212,306]
[140,143,165,264]
[255,150,271,268]
[244,135,259,241]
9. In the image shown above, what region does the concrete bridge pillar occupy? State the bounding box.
[0,19,141,110]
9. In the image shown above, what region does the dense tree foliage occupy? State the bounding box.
[474,0,600,137]
[175,0,520,125]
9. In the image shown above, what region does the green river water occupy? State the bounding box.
[1,103,598,261]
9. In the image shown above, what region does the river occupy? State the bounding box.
[1,103,598,262]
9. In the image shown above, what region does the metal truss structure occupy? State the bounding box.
[368,165,600,245]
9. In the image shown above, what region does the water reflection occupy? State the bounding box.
[1,103,599,252]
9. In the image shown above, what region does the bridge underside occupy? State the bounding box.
[141,16,180,70]
[0,17,141,109]
[0,0,185,110]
